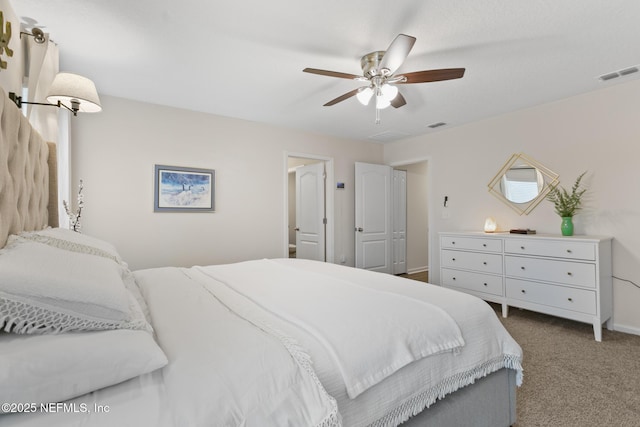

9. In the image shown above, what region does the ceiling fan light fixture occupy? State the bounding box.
[356,87,374,106]
[375,93,391,109]
[303,33,466,124]
[380,84,398,102]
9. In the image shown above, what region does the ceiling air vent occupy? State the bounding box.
[427,122,447,129]
[367,130,409,142]
[598,65,639,82]
[619,66,639,76]
[598,72,619,81]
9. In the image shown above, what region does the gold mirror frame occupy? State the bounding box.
[487,153,559,215]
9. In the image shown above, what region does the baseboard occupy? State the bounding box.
[407,266,429,275]
[612,323,640,337]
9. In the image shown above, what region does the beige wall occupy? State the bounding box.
[384,78,640,334]
[71,95,383,270]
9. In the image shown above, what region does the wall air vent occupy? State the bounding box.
[598,65,639,82]
[427,122,447,129]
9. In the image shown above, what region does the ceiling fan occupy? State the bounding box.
[303,34,465,123]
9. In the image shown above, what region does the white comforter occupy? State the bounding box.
[4,259,522,427]
[190,259,464,399]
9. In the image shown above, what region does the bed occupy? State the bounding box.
[0,87,522,427]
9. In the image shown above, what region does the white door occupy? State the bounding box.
[295,162,326,261]
[355,162,392,273]
[393,169,407,274]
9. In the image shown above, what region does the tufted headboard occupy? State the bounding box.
[0,87,58,247]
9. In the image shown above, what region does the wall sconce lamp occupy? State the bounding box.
[20,27,46,44]
[8,72,102,116]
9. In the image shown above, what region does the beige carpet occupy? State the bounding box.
[399,271,429,282]
[490,304,640,427]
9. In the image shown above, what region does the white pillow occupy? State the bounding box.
[18,227,124,263]
[0,238,147,333]
[17,228,153,324]
[0,328,168,410]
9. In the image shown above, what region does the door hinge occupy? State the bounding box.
[323,218,327,225]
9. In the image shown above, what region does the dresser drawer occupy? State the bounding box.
[506,278,596,315]
[441,235,502,253]
[505,255,596,288]
[504,238,595,261]
[441,249,503,274]
[441,268,503,296]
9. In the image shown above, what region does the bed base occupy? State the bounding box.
[401,368,516,427]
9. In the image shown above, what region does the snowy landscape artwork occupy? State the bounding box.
[154,165,215,212]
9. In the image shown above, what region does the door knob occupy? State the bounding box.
[294,227,300,231]
[356,227,363,232]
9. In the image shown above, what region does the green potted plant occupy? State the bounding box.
[545,171,587,236]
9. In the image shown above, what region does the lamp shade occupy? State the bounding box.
[356,87,373,105]
[46,72,102,113]
[380,84,398,102]
[375,94,391,109]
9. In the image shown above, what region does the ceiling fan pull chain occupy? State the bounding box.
[375,108,381,125]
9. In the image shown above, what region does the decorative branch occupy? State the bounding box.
[63,179,84,232]
[546,171,587,217]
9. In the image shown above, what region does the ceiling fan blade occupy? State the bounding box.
[323,88,360,106]
[379,34,416,75]
[397,68,466,84]
[390,92,407,108]
[303,68,362,80]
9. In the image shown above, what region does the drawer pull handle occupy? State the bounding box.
[520,246,525,250]
[452,277,456,281]
[567,249,572,253]
[452,241,456,245]
[567,272,573,276]
[521,289,526,294]
[452,258,456,262]
[482,243,487,247]
[568,298,573,302]
[483,283,488,287]
[520,266,525,270]
[483,262,487,265]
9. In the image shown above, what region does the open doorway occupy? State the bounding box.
[284,152,334,263]
[353,161,428,278]
[393,160,429,281]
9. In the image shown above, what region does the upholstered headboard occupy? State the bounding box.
[0,87,58,247]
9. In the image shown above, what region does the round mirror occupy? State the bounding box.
[487,153,559,215]
[500,165,543,204]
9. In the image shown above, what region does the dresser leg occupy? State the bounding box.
[593,322,602,342]
[502,303,509,318]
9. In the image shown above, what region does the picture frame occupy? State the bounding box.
[154,164,215,212]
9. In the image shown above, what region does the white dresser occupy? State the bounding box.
[440,232,613,341]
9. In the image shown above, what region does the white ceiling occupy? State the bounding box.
[14,0,640,143]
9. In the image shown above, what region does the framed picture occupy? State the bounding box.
[154,165,215,212]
